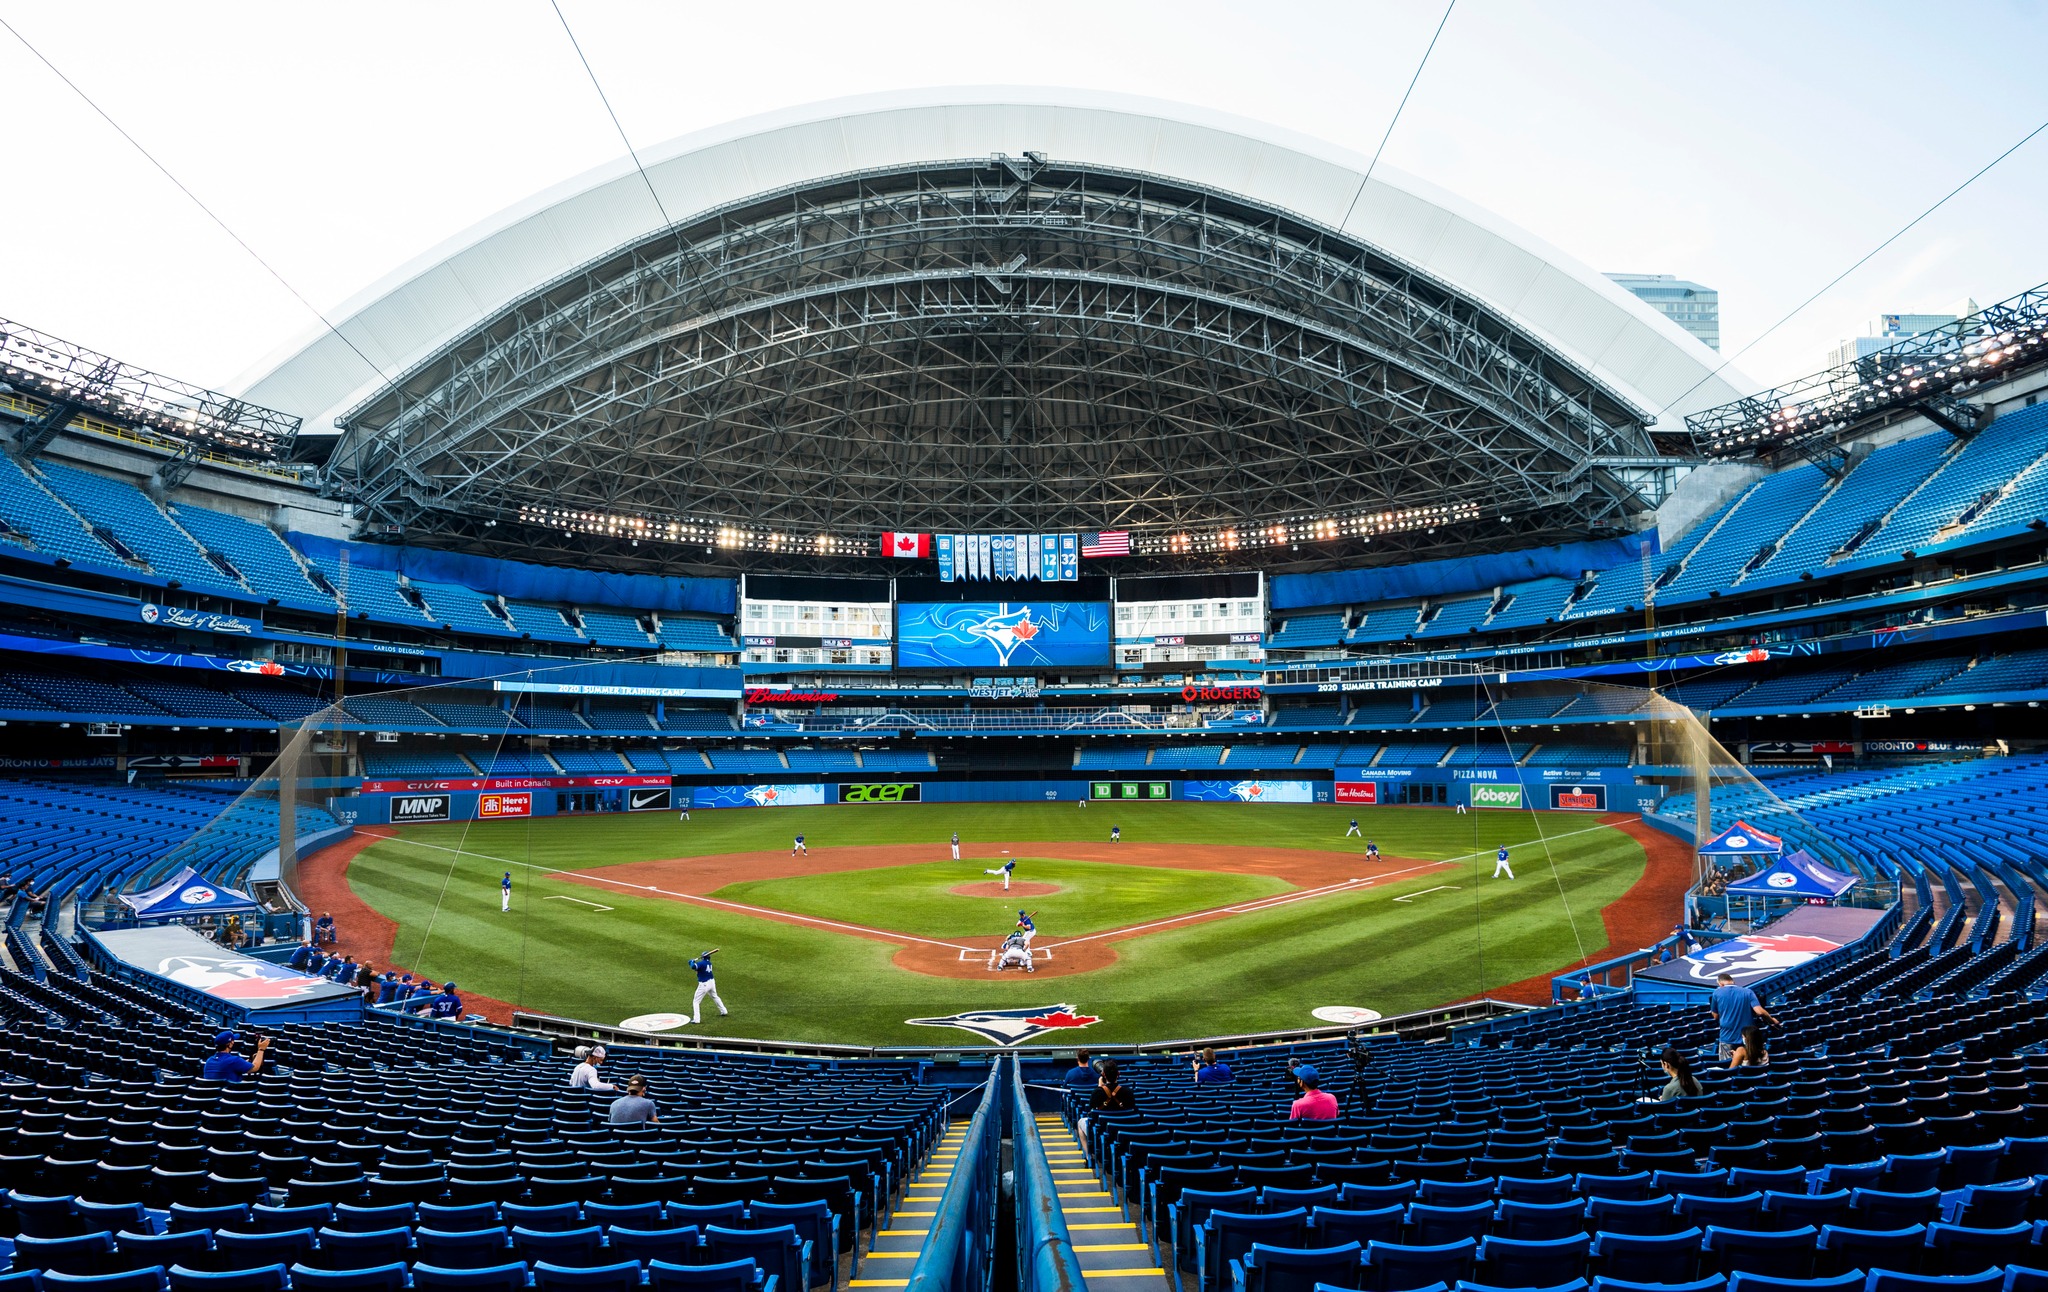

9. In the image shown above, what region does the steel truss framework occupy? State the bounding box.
[330,159,1673,574]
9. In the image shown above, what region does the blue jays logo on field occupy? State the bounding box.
[1679,933,1839,983]
[963,606,1042,668]
[906,1004,1101,1046]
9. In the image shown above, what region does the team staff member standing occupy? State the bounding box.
[690,948,728,1023]
[1710,971,1779,1062]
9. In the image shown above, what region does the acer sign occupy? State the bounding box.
[1180,684,1263,703]
[1334,782,1379,804]
[478,792,532,819]
[838,782,923,804]
[745,689,840,705]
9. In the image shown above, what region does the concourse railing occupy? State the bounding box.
[1012,1056,1088,1292]
[904,1059,1003,1292]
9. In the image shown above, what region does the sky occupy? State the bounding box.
[1,0,2045,415]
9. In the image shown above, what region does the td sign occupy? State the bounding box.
[1470,784,1524,810]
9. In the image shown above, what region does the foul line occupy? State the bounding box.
[358,816,1629,954]
[544,894,614,911]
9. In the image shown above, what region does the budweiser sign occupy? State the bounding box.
[744,689,840,704]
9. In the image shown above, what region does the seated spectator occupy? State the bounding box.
[25,887,48,915]
[1191,1046,1235,1084]
[571,1044,617,1091]
[1063,1049,1100,1088]
[202,1030,270,1083]
[314,912,337,945]
[1732,1022,1769,1069]
[1657,1046,1703,1101]
[1079,1059,1135,1142]
[1288,1064,1339,1120]
[610,1074,659,1125]
[0,872,16,898]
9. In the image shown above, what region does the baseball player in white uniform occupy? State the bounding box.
[688,948,728,1022]
[1014,909,1036,949]
[987,931,1035,973]
[983,857,1016,890]
[501,871,512,913]
[1493,845,1515,880]
[950,831,961,861]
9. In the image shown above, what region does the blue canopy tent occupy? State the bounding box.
[119,866,264,923]
[1724,847,1857,922]
[1699,820,1786,858]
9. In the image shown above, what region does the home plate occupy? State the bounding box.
[1312,1006,1382,1025]
[957,947,1053,961]
[620,1013,690,1032]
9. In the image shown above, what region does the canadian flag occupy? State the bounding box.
[882,532,931,558]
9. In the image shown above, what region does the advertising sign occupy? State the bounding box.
[390,793,452,823]
[691,783,830,808]
[1182,779,1317,804]
[1090,781,1170,801]
[1470,784,1524,810]
[626,787,672,812]
[1335,781,1379,804]
[478,792,532,819]
[838,782,923,804]
[895,601,1111,669]
[1549,784,1608,811]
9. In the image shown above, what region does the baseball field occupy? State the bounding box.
[305,801,1684,1047]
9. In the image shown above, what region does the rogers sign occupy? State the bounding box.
[1181,684,1263,703]
[745,689,840,705]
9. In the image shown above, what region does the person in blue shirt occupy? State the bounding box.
[791,834,807,857]
[1345,819,1361,837]
[1063,1051,1100,1088]
[1493,845,1515,880]
[202,1030,269,1082]
[1015,909,1037,949]
[501,871,513,914]
[314,912,337,945]
[287,939,317,972]
[1110,824,1121,843]
[426,981,464,1019]
[375,972,398,1005]
[1709,972,1778,1063]
[689,948,728,1024]
[1190,1047,1235,1084]
[982,858,1017,890]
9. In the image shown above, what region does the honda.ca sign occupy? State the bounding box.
[1334,782,1379,804]
[390,793,451,824]
[626,787,672,812]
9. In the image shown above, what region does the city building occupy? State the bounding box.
[1827,300,1978,368]
[1605,272,1720,350]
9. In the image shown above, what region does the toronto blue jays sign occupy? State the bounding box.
[894,601,1110,669]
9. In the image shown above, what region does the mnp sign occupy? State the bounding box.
[1471,784,1524,810]
[391,793,451,823]
[1550,783,1608,811]
[839,783,923,804]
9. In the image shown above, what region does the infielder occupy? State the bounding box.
[983,857,1017,890]
[792,833,807,857]
[1345,819,1361,837]
[1366,840,1380,860]
[688,948,728,1022]
[501,871,512,913]
[950,831,961,861]
[987,931,1035,973]
[1110,824,1121,843]
[1014,909,1036,949]
[1493,845,1515,880]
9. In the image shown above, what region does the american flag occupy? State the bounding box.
[1080,530,1130,557]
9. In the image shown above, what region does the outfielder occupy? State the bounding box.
[501,871,512,913]
[688,948,728,1022]
[1493,845,1515,880]
[983,857,1017,889]
[950,831,961,861]
[1110,824,1121,843]
[987,930,1035,973]
[1014,909,1036,949]
[1345,819,1361,837]
[792,833,807,857]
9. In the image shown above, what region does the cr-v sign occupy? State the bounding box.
[838,783,923,804]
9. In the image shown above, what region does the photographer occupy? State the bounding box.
[202,1030,270,1083]
[1190,1047,1234,1084]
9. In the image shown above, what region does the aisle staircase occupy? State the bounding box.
[1043,1112,1168,1288]
[856,1119,970,1287]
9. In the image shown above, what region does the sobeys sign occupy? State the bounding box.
[1471,784,1524,809]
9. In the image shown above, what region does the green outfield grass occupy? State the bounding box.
[342,801,1647,1045]
[711,856,1288,937]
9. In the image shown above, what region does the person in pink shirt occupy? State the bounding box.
[1288,1063,1340,1121]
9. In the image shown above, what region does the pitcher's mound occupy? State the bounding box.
[949,881,1062,898]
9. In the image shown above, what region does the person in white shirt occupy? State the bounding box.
[569,1044,617,1092]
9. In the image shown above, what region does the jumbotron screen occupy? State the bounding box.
[894,601,1111,669]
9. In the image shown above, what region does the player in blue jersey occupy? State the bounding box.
[1110,824,1121,842]
[501,871,512,913]
[1015,909,1037,949]
[1494,845,1515,880]
[427,981,464,1019]
[1366,840,1379,860]
[689,948,728,1023]
[1345,819,1361,837]
[950,831,961,861]
[792,834,807,857]
[983,857,1017,890]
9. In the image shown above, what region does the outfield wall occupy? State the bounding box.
[340,766,1649,822]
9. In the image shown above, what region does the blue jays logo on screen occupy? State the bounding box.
[1678,933,1840,984]
[691,783,829,808]
[896,602,1110,669]
[1181,779,1316,804]
[905,1004,1100,1046]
